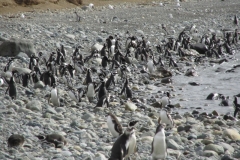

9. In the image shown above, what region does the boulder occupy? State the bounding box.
[0,37,36,57]
[223,129,240,141]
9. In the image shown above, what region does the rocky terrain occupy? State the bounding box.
[0,0,240,160]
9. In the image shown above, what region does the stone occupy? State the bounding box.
[218,142,234,154]
[26,100,42,112]
[140,136,153,144]
[125,101,137,111]
[202,150,218,157]
[223,129,240,141]
[204,144,224,154]
[167,139,183,150]
[91,43,103,52]
[0,37,36,57]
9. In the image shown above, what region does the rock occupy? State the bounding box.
[218,142,234,154]
[223,129,240,140]
[233,150,240,158]
[204,144,224,154]
[0,37,36,57]
[140,136,153,144]
[151,101,162,108]
[167,139,183,150]
[6,103,19,111]
[91,43,103,52]
[95,152,107,160]
[125,101,137,111]
[26,100,42,112]
[65,34,75,40]
[202,150,219,157]
[221,155,235,160]
[201,139,214,145]
[161,77,172,84]
[81,113,95,121]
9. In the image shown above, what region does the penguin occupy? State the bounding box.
[161,91,170,108]
[120,78,133,99]
[63,71,73,87]
[147,56,155,74]
[95,94,110,108]
[5,77,17,100]
[8,134,25,148]
[36,133,67,148]
[98,81,108,100]
[234,14,238,26]
[60,44,66,57]
[107,112,123,137]
[219,95,229,106]
[22,73,31,87]
[40,71,52,86]
[206,93,221,100]
[29,54,38,70]
[106,72,116,90]
[67,64,75,78]
[68,87,84,103]
[151,118,167,160]
[109,121,138,160]
[102,56,110,69]
[48,83,60,107]
[159,108,174,129]
[85,69,93,85]
[86,82,96,102]
[233,96,240,118]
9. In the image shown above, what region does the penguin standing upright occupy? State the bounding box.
[22,73,31,87]
[233,96,240,118]
[107,112,123,137]
[85,69,93,85]
[106,72,116,90]
[86,82,96,102]
[151,118,167,160]
[48,83,60,107]
[120,78,133,99]
[234,14,238,26]
[5,77,17,100]
[147,56,155,73]
[159,108,174,129]
[102,56,110,69]
[161,91,171,108]
[109,121,138,160]
[68,87,84,103]
[95,94,110,108]
[98,81,108,100]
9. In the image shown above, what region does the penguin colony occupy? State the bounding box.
[1,11,240,159]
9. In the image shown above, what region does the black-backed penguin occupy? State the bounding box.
[5,77,17,100]
[151,118,167,160]
[40,71,52,86]
[107,112,123,137]
[22,73,31,87]
[95,94,110,108]
[109,121,138,160]
[29,54,38,70]
[206,93,222,100]
[234,14,238,26]
[85,69,93,85]
[106,72,116,90]
[36,133,67,148]
[120,78,133,99]
[98,81,108,100]
[102,56,110,69]
[48,83,60,107]
[233,96,240,118]
[8,134,25,148]
[159,108,174,129]
[60,44,66,57]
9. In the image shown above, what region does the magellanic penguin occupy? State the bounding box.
[36,133,67,148]
[48,83,60,107]
[159,108,174,129]
[5,76,17,100]
[233,96,240,118]
[109,121,138,160]
[8,134,25,148]
[151,118,167,160]
[107,112,123,137]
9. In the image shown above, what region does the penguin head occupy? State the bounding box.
[125,121,138,135]
[155,117,166,133]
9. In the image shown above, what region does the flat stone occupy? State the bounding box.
[204,144,224,154]
[26,100,42,112]
[202,150,219,157]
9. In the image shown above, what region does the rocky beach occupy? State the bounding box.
[0,0,240,159]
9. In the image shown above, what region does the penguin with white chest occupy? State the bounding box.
[68,87,84,103]
[86,82,97,102]
[109,121,138,160]
[107,112,123,138]
[151,118,167,160]
[48,83,60,107]
[159,108,174,129]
